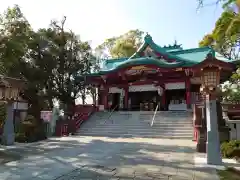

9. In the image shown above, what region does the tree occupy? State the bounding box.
[199,1,240,60]
[36,17,94,116]
[198,0,240,103]
[0,5,95,119]
[197,0,236,8]
[88,56,101,105]
[96,29,144,58]
[0,5,51,121]
[0,5,32,77]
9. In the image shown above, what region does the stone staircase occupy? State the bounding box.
[76,111,193,139]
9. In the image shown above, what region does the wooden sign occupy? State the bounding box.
[41,111,52,122]
[130,66,150,71]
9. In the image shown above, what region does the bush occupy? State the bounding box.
[15,133,27,143]
[15,115,47,143]
[221,140,240,158]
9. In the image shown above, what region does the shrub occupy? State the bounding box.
[15,133,27,143]
[15,115,47,143]
[221,140,240,158]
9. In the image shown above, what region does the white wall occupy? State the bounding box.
[228,122,240,140]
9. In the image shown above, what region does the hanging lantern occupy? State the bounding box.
[200,66,220,92]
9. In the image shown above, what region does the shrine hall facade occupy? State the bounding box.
[85,34,235,111]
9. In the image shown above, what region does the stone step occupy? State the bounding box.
[78,129,193,135]
[83,121,192,124]
[86,121,191,124]
[75,133,193,139]
[80,127,193,131]
[78,111,194,139]
[78,133,193,137]
[80,124,193,127]
[81,123,193,129]
[78,130,193,136]
[79,127,193,131]
[77,129,193,134]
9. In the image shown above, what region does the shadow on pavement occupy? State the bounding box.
[0,136,218,179]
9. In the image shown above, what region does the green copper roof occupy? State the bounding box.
[171,47,231,63]
[91,34,233,76]
[114,57,184,69]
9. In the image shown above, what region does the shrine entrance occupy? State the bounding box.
[109,93,120,111]
[129,91,160,111]
[165,89,187,111]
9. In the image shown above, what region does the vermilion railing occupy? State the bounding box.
[73,104,96,131]
[56,105,97,136]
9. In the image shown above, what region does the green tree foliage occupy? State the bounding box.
[199,0,240,103]
[199,0,240,60]
[0,5,32,76]
[197,0,236,8]
[0,6,95,119]
[96,29,144,58]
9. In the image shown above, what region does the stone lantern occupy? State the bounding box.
[199,57,223,165]
[191,52,235,165]
[0,75,26,145]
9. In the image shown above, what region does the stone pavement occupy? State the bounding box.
[0,136,220,180]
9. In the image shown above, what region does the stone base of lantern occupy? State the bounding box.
[196,127,207,153]
[1,102,15,145]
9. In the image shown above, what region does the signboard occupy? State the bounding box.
[129,84,159,92]
[129,65,154,71]
[13,102,28,110]
[126,65,156,75]
[109,87,123,93]
[165,82,185,90]
[41,111,52,122]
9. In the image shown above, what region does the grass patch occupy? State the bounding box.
[217,167,240,180]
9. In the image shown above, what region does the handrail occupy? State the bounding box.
[150,105,159,127]
[104,105,118,124]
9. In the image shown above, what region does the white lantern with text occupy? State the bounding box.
[200,66,220,92]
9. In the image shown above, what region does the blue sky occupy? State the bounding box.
[1,0,223,49]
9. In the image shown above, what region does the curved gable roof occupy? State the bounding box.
[91,34,235,76]
[129,34,195,64]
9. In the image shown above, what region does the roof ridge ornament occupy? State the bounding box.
[144,33,152,41]
[206,52,214,60]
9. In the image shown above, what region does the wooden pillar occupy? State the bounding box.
[103,86,109,110]
[124,87,129,109]
[186,79,191,109]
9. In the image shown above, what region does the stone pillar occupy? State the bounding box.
[194,103,207,153]
[124,87,128,110]
[186,79,191,109]
[206,93,222,165]
[2,102,15,145]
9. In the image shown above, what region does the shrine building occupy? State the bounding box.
[85,34,235,111]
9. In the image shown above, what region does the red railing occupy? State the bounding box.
[74,104,96,130]
[55,104,97,136]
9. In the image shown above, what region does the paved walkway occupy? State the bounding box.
[0,136,220,180]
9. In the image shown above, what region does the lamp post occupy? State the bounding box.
[200,66,222,165]
[0,76,25,145]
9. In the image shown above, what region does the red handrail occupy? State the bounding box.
[55,105,97,136]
